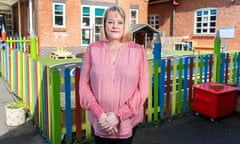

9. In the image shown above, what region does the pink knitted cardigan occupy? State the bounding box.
[79,41,150,139]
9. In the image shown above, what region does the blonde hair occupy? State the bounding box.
[102,6,131,42]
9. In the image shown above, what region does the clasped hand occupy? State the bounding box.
[98,112,120,135]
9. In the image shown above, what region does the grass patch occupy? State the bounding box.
[37,56,82,67]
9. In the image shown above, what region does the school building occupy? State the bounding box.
[0,0,152,56]
[148,0,240,52]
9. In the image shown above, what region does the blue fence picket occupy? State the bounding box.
[159,59,165,118]
[183,57,188,113]
[204,55,208,83]
[237,53,240,85]
[64,68,72,144]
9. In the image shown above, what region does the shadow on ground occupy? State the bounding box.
[0,112,239,144]
[0,119,46,144]
[133,112,240,144]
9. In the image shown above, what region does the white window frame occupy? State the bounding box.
[148,14,159,29]
[53,3,66,28]
[194,8,217,35]
[130,9,138,24]
[81,5,107,46]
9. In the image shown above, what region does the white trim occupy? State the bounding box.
[52,3,66,28]
[130,9,138,24]
[148,14,159,29]
[81,5,108,46]
[194,8,217,35]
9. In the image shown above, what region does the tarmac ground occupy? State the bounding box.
[133,112,240,144]
[1,77,240,144]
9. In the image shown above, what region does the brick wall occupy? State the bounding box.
[38,0,81,56]
[37,0,149,56]
[119,0,149,24]
[149,0,240,50]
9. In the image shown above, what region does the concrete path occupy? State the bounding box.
[0,77,46,144]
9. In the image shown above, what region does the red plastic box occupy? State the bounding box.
[193,82,237,120]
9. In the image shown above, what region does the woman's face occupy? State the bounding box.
[105,11,124,41]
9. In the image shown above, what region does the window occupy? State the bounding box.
[82,7,91,45]
[53,3,66,28]
[148,15,159,29]
[81,6,106,46]
[94,8,105,41]
[194,8,217,34]
[130,9,138,24]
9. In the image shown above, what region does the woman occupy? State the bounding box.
[79,6,150,144]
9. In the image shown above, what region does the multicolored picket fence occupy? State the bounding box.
[1,37,240,144]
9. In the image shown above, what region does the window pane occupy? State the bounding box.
[83,7,90,16]
[197,11,202,16]
[131,20,136,24]
[210,16,216,21]
[210,22,216,26]
[55,16,63,25]
[196,29,201,33]
[95,17,103,24]
[197,17,202,22]
[83,17,90,26]
[211,9,216,15]
[95,34,100,41]
[203,10,208,15]
[55,5,63,14]
[210,28,215,33]
[95,8,105,16]
[82,29,90,44]
[95,26,102,33]
[203,23,208,27]
[131,11,136,17]
[203,17,208,22]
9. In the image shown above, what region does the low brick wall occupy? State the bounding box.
[39,46,87,56]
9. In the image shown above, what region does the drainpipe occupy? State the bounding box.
[29,0,34,37]
[171,1,181,36]
[34,0,38,36]
[171,6,176,36]
[18,0,21,37]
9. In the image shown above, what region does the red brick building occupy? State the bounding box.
[0,0,149,56]
[148,0,240,51]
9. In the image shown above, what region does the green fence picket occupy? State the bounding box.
[147,61,153,122]
[50,69,61,144]
[171,58,177,115]
[194,56,198,84]
[177,58,183,114]
[153,60,159,121]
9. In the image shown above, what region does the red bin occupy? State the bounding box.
[193,82,237,120]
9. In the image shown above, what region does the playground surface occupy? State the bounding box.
[133,112,240,144]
